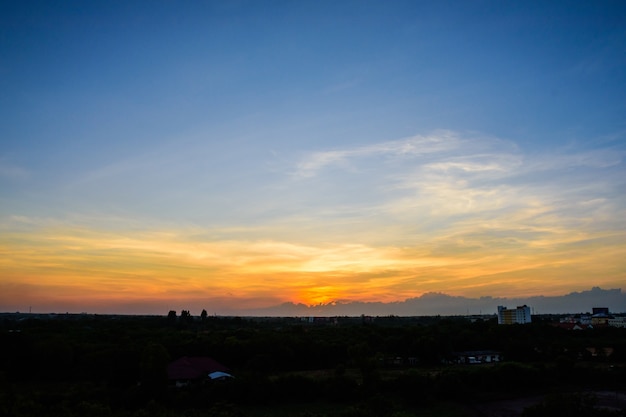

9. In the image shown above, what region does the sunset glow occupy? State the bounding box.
[1,1,625,315]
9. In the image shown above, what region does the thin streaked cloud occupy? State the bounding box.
[293,131,462,178]
[1,1,624,314]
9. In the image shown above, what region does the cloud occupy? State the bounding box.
[242,287,626,316]
[293,130,462,178]
[523,147,625,175]
[1,130,625,314]
[284,129,626,270]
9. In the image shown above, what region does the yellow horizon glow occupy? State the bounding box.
[1,219,625,313]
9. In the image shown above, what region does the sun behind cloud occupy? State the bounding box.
[1,130,625,316]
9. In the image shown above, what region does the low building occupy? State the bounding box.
[497,305,532,324]
[167,356,233,386]
[554,322,593,331]
[450,350,502,364]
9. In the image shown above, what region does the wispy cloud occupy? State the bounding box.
[1,130,624,312]
[293,130,462,178]
[288,130,626,257]
[524,147,625,173]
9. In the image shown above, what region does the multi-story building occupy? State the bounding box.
[497,305,532,324]
[608,317,626,328]
[591,307,611,326]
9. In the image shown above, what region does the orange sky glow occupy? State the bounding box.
[2,218,624,314]
[1,4,625,315]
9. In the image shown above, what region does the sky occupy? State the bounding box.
[1,1,625,315]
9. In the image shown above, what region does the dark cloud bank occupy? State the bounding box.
[238,287,625,317]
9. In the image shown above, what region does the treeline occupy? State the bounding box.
[0,314,625,416]
[2,313,625,380]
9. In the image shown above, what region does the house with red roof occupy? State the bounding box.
[167,356,233,386]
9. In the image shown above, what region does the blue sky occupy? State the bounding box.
[1,1,625,314]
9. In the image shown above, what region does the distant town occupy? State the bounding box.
[3,304,625,329]
[3,301,626,416]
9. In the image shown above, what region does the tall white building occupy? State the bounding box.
[497,305,532,324]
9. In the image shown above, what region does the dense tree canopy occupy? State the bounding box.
[0,313,624,416]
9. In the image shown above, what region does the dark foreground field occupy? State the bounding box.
[1,313,625,416]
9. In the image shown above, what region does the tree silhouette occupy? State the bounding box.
[180,309,193,324]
